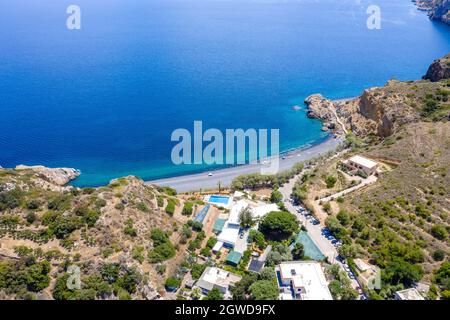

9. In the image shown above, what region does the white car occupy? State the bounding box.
[208,172,213,176]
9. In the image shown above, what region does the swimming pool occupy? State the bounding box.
[206,195,230,205]
[291,231,326,261]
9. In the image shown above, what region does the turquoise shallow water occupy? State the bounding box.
[0,0,449,187]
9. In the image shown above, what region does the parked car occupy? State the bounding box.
[312,219,320,225]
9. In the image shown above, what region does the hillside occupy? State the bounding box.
[294,54,450,299]
[0,166,209,300]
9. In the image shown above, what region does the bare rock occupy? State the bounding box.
[15,165,80,185]
[423,53,450,82]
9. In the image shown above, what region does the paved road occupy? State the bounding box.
[148,137,343,193]
[279,171,362,296]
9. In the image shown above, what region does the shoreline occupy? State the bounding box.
[147,134,344,193]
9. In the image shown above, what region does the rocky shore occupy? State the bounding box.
[413,0,450,25]
[305,53,450,138]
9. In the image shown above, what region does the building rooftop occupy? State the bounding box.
[348,155,378,169]
[217,224,240,246]
[226,251,242,266]
[213,218,226,233]
[228,200,248,225]
[395,288,424,300]
[251,203,279,219]
[278,261,332,300]
[196,267,241,292]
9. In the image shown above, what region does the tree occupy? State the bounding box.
[259,267,276,281]
[270,189,283,204]
[204,288,223,300]
[325,175,337,188]
[231,273,258,300]
[260,211,299,241]
[238,206,254,228]
[292,243,305,260]
[382,259,423,287]
[248,229,265,249]
[249,280,278,300]
[266,245,293,267]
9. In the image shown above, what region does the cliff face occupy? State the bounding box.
[423,53,450,82]
[305,53,450,138]
[414,0,450,25]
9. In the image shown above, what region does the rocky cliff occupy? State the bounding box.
[305,53,450,138]
[423,53,450,81]
[414,0,450,25]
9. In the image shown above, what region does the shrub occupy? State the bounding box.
[137,202,149,212]
[431,224,448,240]
[325,175,337,188]
[182,202,194,216]
[432,249,445,262]
[165,200,175,216]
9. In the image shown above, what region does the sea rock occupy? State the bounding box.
[304,94,336,122]
[423,53,450,82]
[15,165,80,185]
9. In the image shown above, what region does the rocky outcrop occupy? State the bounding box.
[423,53,450,81]
[305,81,422,138]
[14,165,80,185]
[414,0,450,25]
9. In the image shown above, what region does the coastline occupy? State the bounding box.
[147,96,355,192]
[147,134,344,193]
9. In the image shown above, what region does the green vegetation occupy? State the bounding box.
[325,175,337,188]
[148,228,176,263]
[270,189,283,203]
[182,202,194,216]
[259,211,299,241]
[326,264,358,300]
[230,163,304,190]
[238,206,254,228]
[204,288,223,300]
[249,280,278,300]
[165,199,176,216]
[123,218,137,237]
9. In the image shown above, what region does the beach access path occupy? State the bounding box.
[147,136,343,193]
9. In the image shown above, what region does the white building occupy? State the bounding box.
[276,261,333,300]
[251,203,279,220]
[343,155,379,176]
[195,267,242,296]
[394,288,424,300]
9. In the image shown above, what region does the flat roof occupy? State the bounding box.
[228,200,248,225]
[226,251,242,265]
[217,224,240,246]
[197,267,241,291]
[278,261,332,300]
[251,203,279,219]
[395,288,424,300]
[213,218,226,232]
[348,155,378,169]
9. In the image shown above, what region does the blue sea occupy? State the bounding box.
[0,0,449,187]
